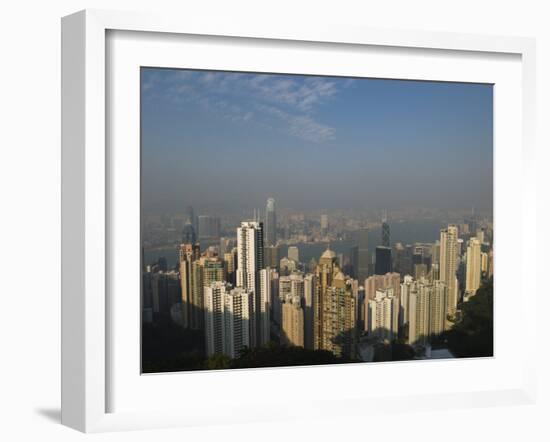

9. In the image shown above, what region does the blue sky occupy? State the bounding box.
[141,68,493,214]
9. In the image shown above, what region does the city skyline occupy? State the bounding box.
[141,69,494,373]
[141,68,493,214]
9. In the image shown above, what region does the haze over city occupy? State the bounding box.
[141,68,493,214]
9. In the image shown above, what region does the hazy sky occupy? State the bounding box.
[141,68,493,214]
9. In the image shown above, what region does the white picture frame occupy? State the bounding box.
[61,9,537,433]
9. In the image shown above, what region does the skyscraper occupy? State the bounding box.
[429,280,448,336]
[439,225,459,317]
[223,248,237,285]
[236,220,265,347]
[204,281,231,357]
[399,275,414,329]
[367,288,399,341]
[465,237,482,298]
[375,246,392,275]
[407,281,430,345]
[265,197,277,246]
[223,287,252,358]
[481,251,488,275]
[190,255,224,330]
[364,272,401,302]
[313,249,357,358]
[281,295,304,347]
[258,268,275,346]
[321,275,357,359]
[357,228,369,282]
[303,273,315,350]
[313,248,338,351]
[179,243,200,329]
[407,278,448,345]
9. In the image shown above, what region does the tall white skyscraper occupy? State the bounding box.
[204,281,230,357]
[408,279,448,345]
[439,225,459,317]
[465,237,482,298]
[366,288,399,340]
[236,220,264,347]
[223,287,252,359]
[204,283,253,359]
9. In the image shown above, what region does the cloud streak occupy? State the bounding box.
[142,69,347,143]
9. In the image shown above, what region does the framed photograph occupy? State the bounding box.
[61,9,537,432]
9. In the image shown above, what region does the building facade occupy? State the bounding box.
[236,220,265,347]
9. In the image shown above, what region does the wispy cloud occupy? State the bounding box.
[142,69,350,143]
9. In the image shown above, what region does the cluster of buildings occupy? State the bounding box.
[142,199,493,362]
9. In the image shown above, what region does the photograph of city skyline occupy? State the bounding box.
[140,67,493,373]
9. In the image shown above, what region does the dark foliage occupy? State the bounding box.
[373,341,416,362]
[444,279,493,358]
[229,342,354,369]
[142,314,206,373]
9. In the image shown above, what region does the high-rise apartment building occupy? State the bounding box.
[223,248,237,285]
[258,268,276,346]
[481,251,488,275]
[265,198,277,246]
[236,220,265,347]
[303,273,315,350]
[407,279,448,345]
[439,225,459,317]
[281,295,304,347]
[189,255,224,330]
[364,272,401,303]
[313,249,357,358]
[429,280,448,336]
[204,281,231,357]
[223,287,253,358]
[465,237,482,298]
[321,275,357,359]
[179,243,200,329]
[314,248,338,350]
[399,275,415,329]
[366,288,399,340]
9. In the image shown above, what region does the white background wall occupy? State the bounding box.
[0,0,547,441]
